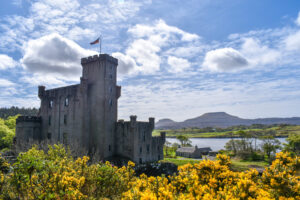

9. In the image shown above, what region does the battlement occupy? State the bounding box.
[81,54,118,65]
[16,116,42,123]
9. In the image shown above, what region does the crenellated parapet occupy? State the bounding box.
[81,54,118,65]
[16,116,42,123]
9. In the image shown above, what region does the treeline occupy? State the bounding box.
[179,123,292,133]
[0,107,38,119]
[224,130,300,162]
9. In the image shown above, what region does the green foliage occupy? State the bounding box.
[154,124,300,138]
[261,136,281,160]
[1,144,136,199]
[284,133,300,155]
[176,135,191,146]
[0,115,17,150]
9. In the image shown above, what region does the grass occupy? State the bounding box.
[161,157,200,166]
[230,159,269,172]
[152,125,300,138]
[162,156,270,172]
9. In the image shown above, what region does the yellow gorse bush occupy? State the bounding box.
[0,145,299,200]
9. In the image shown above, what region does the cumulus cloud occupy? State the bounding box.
[284,31,300,51]
[167,56,191,73]
[21,33,96,79]
[203,48,249,72]
[0,54,17,70]
[112,52,138,75]
[115,19,200,75]
[241,38,280,65]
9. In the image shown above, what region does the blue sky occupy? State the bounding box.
[0,0,300,121]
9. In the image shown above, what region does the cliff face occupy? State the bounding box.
[155,112,300,129]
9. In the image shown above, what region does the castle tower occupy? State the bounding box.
[81,54,121,158]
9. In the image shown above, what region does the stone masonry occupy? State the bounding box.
[15,54,165,163]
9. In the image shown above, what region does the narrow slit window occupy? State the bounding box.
[48,115,51,126]
[63,132,68,145]
[64,114,67,125]
[65,97,69,106]
[47,132,51,140]
[49,100,53,108]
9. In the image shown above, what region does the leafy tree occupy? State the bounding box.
[261,136,281,160]
[284,133,300,155]
[0,115,18,150]
[176,135,191,147]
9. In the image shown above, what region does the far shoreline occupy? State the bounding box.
[165,136,288,139]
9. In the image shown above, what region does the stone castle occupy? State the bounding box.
[15,54,165,163]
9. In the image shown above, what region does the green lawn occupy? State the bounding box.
[161,157,270,172]
[161,157,200,166]
[230,159,269,172]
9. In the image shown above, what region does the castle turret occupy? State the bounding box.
[38,86,45,99]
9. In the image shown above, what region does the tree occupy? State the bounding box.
[261,136,281,160]
[284,133,300,155]
[176,135,191,147]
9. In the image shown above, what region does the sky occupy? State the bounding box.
[0,0,300,122]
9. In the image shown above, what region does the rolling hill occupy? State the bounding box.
[155,112,300,129]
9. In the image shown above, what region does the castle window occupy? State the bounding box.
[139,158,142,164]
[47,132,51,140]
[109,87,112,93]
[48,115,51,126]
[140,147,142,154]
[109,145,111,151]
[49,100,53,108]
[158,155,161,160]
[143,132,146,142]
[109,99,112,107]
[63,132,68,145]
[64,114,67,125]
[147,145,150,153]
[65,97,69,106]
[109,74,113,79]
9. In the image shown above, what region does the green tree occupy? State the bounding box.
[261,136,281,160]
[284,133,300,155]
[176,135,191,147]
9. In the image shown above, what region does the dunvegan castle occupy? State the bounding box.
[15,54,165,163]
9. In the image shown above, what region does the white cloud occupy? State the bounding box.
[0,79,15,87]
[167,56,191,73]
[21,33,96,80]
[284,31,300,51]
[115,19,200,75]
[203,48,249,72]
[0,54,17,70]
[112,52,138,75]
[241,38,280,66]
[296,11,300,26]
[0,0,151,52]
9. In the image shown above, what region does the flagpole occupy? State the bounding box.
[99,35,102,55]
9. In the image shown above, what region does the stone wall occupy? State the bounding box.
[16,54,165,163]
[115,116,165,163]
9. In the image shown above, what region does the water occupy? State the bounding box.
[166,137,287,151]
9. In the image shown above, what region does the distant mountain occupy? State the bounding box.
[155,112,300,129]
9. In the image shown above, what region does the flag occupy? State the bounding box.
[90,37,100,45]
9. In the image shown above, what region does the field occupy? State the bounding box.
[161,157,269,172]
[152,124,300,138]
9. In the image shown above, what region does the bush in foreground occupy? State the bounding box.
[0,145,299,199]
